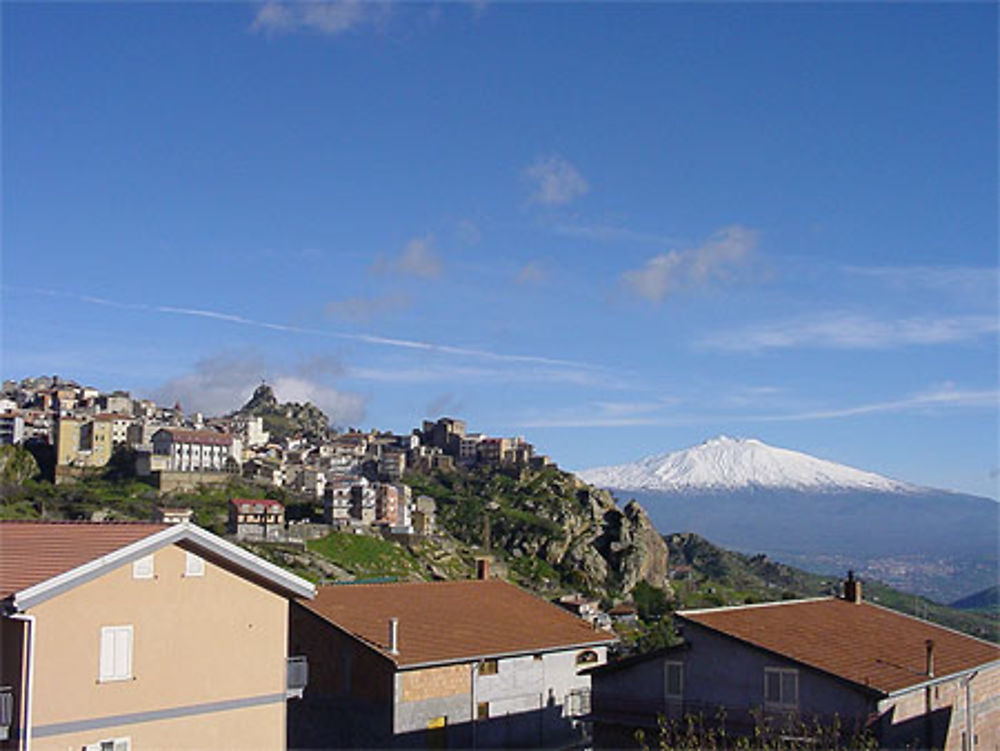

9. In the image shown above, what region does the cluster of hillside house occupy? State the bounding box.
[1,377,551,535]
[2,519,997,751]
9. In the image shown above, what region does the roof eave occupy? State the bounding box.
[397,637,619,671]
[676,615,887,700]
[11,522,315,612]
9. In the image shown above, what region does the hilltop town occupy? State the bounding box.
[1,376,550,531]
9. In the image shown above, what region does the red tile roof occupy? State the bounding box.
[301,579,615,667]
[680,598,1000,694]
[156,428,233,445]
[0,521,168,600]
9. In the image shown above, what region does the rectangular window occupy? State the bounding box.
[131,554,154,579]
[764,667,798,709]
[99,626,132,682]
[665,661,684,699]
[85,737,130,751]
[477,701,489,720]
[184,551,205,577]
[479,659,498,675]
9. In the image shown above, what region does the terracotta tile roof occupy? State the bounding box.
[301,579,615,667]
[679,598,1000,695]
[155,428,233,445]
[0,521,168,600]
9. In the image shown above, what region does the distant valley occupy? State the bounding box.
[580,436,999,603]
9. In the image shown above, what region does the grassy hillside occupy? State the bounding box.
[667,532,998,642]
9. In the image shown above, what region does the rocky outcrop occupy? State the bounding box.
[415,466,671,598]
[232,384,332,441]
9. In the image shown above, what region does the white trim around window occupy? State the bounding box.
[84,736,131,751]
[131,553,154,579]
[184,551,205,577]
[99,626,133,682]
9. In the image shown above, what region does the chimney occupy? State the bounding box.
[389,617,399,655]
[476,558,490,581]
[925,639,935,678]
[843,570,862,604]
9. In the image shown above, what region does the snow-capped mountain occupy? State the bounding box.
[578,435,918,494]
[578,436,998,602]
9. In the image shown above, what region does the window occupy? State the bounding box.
[184,551,205,577]
[479,659,498,675]
[665,661,684,699]
[84,737,130,751]
[477,701,489,720]
[764,668,798,709]
[576,650,599,666]
[131,554,154,580]
[99,626,132,682]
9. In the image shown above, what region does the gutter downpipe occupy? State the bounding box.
[470,658,485,751]
[8,614,35,751]
[963,670,978,751]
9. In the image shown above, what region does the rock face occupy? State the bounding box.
[233,384,332,441]
[416,466,671,598]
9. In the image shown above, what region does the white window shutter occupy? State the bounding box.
[113,628,132,679]
[99,628,115,680]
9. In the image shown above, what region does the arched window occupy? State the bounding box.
[576,650,598,666]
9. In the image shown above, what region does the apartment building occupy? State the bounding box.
[0,521,315,751]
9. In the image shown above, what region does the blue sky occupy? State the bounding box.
[3,2,997,498]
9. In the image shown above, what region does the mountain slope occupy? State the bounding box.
[579,435,915,493]
[580,437,998,602]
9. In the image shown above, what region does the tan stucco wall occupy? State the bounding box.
[400,664,469,702]
[879,662,1000,751]
[26,543,289,750]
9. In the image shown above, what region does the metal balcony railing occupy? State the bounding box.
[286,656,308,699]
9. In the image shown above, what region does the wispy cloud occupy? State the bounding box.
[12,286,600,371]
[250,1,386,36]
[842,265,1000,295]
[524,155,589,206]
[752,386,999,422]
[150,352,366,424]
[324,293,412,323]
[552,223,677,246]
[705,313,999,352]
[372,236,442,278]
[620,225,758,303]
[515,261,546,285]
[517,386,998,429]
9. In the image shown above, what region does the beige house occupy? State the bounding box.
[0,520,315,751]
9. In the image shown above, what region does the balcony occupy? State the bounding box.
[286,656,308,699]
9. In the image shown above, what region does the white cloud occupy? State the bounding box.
[620,225,758,303]
[270,375,366,424]
[151,354,266,416]
[14,286,606,371]
[373,236,442,278]
[515,261,546,285]
[250,1,382,35]
[705,313,999,352]
[151,353,365,425]
[524,155,589,206]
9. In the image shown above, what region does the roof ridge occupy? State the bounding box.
[679,595,836,615]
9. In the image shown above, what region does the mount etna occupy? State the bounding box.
[579,436,998,603]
